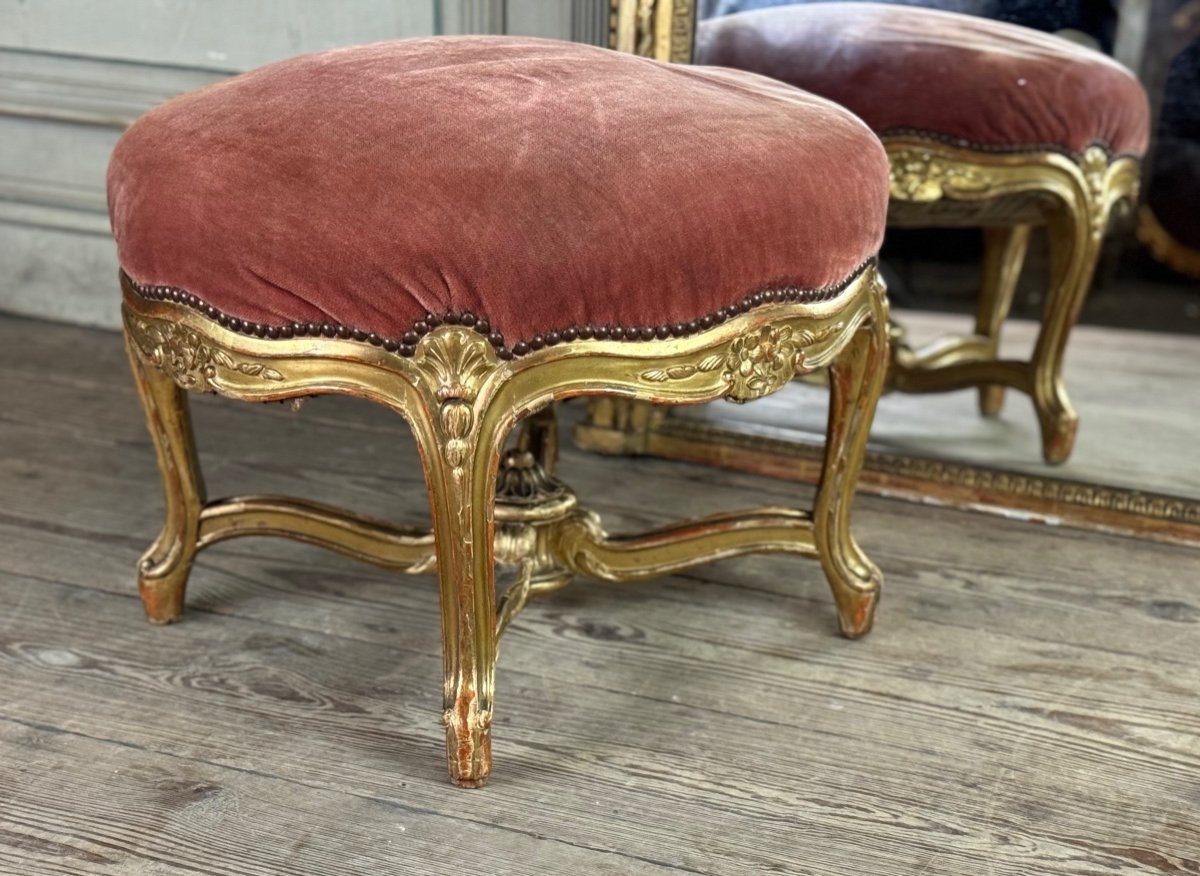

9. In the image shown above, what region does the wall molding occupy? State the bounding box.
[440,0,508,34]
[0,47,228,130]
[0,3,579,330]
[0,49,231,328]
[0,174,108,236]
[571,0,611,45]
[0,49,226,240]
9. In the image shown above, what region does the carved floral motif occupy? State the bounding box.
[639,322,846,402]
[723,326,801,402]
[131,318,284,391]
[889,151,993,202]
[1080,146,1111,240]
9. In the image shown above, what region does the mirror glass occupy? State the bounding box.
[658,0,1200,538]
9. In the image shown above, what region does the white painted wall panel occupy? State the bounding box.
[0,0,590,327]
[0,0,437,72]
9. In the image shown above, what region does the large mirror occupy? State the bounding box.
[580,0,1200,544]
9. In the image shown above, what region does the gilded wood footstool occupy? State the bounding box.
[110,36,891,786]
[696,2,1151,463]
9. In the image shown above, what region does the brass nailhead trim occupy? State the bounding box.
[880,129,1143,163]
[126,259,874,360]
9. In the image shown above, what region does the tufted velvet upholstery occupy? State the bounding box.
[108,36,889,349]
[696,3,1150,158]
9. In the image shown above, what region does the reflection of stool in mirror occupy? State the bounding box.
[111,37,892,787]
[592,1,1150,465]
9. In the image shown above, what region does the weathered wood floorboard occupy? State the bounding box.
[4,569,1197,876]
[0,315,1197,875]
[0,715,684,876]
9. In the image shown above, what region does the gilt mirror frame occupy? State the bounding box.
[595,0,1200,546]
[610,0,697,61]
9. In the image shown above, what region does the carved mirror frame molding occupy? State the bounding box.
[609,0,696,62]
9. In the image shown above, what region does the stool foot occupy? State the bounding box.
[978,385,1006,418]
[444,696,493,788]
[832,579,880,640]
[138,559,192,624]
[1039,408,1079,466]
[125,330,205,623]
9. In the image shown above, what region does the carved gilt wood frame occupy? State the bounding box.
[609,0,696,62]
[883,138,1141,464]
[123,266,889,787]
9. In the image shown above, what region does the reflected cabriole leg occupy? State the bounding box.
[1032,205,1105,464]
[407,379,508,787]
[517,404,559,475]
[572,398,661,456]
[123,330,206,624]
[976,224,1030,417]
[814,288,889,638]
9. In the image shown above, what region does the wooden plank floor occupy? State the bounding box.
[0,315,1197,875]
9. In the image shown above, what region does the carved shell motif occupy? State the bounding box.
[133,318,284,391]
[413,328,498,473]
[415,328,495,404]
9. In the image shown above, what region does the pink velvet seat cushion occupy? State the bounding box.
[108,36,888,354]
[696,3,1150,157]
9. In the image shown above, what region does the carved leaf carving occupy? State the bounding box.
[641,353,724,383]
[639,323,845,401]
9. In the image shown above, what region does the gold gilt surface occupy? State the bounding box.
[1137,203,1200,280]
[122,265,889,787]
[610,0,695,62]
[882,140,1141,464]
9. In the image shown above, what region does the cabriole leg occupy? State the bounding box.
[1032,206,1105,464]
[407,388,509,787]
[976,224,1030,417]
[814,288,889,638]
[516,404,559,475]
[123,330,206,624]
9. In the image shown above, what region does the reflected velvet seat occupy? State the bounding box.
[111,36,892,786]
[695,3,1151,463]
